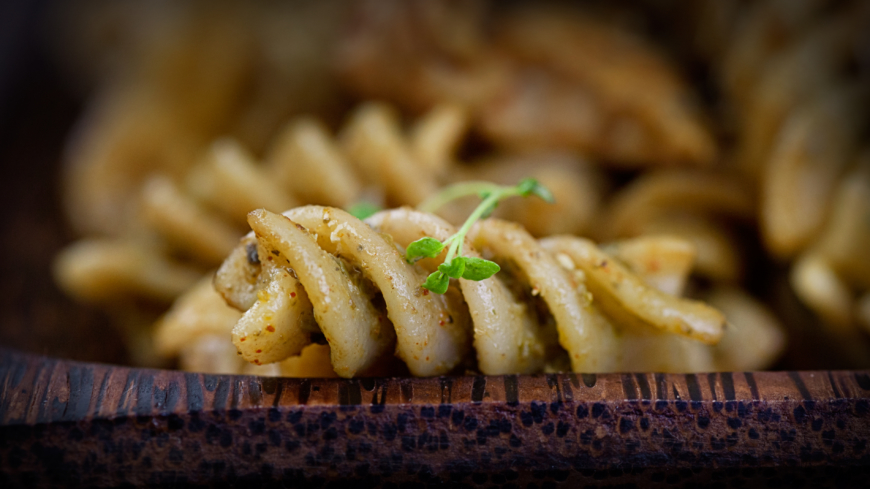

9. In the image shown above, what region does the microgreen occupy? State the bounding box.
[346,201,382,220]
[405,237,443,262]
[409,178,555,294]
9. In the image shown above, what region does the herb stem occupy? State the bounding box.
[445,190,508,262]
[405,177,554,294]
[417,181,502,213]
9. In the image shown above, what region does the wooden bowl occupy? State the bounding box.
[2,347,869,487]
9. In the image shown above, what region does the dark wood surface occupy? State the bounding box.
[2,348,869,487]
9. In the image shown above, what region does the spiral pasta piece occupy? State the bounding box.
[734,9,866,180]
[598,169,755,241]
[541,236,725,344]
[231,261,318,366]
[633,213,743,284]
[760,83,866,259]
[469,220,619,372]
[267,118,362,209]
[246,207,474,377]
[244,209,396,376]
[340,104,439,207]
[53,238,202,304]
[154,275,243,360]
[367,208,549,375]
[601,235,696,298]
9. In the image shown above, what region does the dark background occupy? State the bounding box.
[0,0,127,364]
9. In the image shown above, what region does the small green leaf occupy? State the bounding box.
[423,271,450,294]
[461,257,500,281]
[517,178,555,203]
[405,237,445,263]
[517,178,538,195]
[346,202,382,220]
[438,257,466,279]
[530,185,555,203]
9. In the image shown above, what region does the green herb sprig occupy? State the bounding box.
[406,178,554,294]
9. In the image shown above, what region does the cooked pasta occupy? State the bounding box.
[55,100,473,360]
[55,99,609,310]
[339,0,716,168]
[171,204,785,378]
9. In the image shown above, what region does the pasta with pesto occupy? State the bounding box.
[156,204,783,378]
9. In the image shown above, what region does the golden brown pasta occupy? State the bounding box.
[469,220,619,373]
[53,239,201,304]
[154,275,243,359]
[340,103,440,207]
[634,214,743,283]
[140,175,241,266]
[597,170,755,241]
[244,207,472,377]
[267,118,362,209]
[733,9,867,181]
[368,209,553,375]
[760,84,866,259]
[455,152,607,238]
[338,0,716,167]
[540,237,725,344]
[601,235,696,297]
[186,139,297,227]
[814,159,870,290]
[705,286,786,371]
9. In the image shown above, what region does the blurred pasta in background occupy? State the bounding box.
[47,0,869,375]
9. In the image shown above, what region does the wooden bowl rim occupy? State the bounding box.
[2,347,869,486]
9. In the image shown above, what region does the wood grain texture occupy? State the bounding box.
[2,348,870,487]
